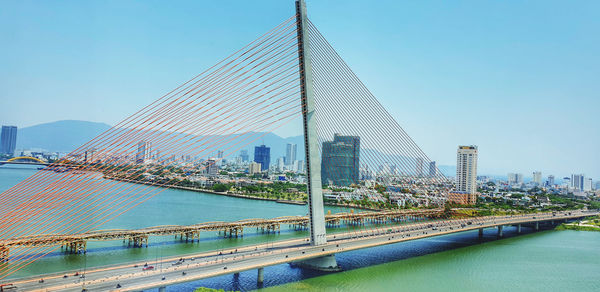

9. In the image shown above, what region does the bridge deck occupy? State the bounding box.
[0,209,442,248]
[4,210,596,292]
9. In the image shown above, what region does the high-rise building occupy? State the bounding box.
[571,174,585,191]
[276,157,285,172]
[508,173,523,185]
[584,177,593,192]
[456,145,478,194]
[84,149,97,163]
[0,126,17,156]
[428,161,437,177]
[205,159,219,176]
[563,177,571,188]
[135,141,151,164]
[285,143,297,165]
[240,150,249,162]
[249,161,261,175]
[216,150,225,166]
[321,134,360,186]
[532,171,542,186]
[379,163,391,176]
[547,175,555,187]
[595,181,600,191]
[295,160,304,174]
[416,158,424,177]
[254,145,270,172]
[390,164,398,176]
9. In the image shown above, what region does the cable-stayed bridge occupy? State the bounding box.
[0,1,594,290]
[5,210,597,291]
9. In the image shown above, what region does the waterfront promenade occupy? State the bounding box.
[5,210,596,291]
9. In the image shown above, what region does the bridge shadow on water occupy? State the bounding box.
[156,225,552,292]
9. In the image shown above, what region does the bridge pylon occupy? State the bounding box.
[296,0,326,247]
[295,0,340,272]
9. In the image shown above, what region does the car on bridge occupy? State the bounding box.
[0,284,17,291]
[143,265,154,271]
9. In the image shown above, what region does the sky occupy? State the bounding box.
[0,0,598,178]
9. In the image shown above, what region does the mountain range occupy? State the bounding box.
[15,120,304,161]
[15,120,456,176]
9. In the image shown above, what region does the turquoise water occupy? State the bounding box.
[263,230,600,292]
[0,166,348,279]
[1,166,599,292]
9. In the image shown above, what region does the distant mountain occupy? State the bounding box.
[14,120,305,159]
[14,120,451,175]
[16,120,112,153]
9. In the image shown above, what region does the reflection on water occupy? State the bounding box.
[2,167,599,292]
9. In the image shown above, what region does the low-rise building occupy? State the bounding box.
[448,191,477,205]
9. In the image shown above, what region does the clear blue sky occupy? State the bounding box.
[0,0,598,179]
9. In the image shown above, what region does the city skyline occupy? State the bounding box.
[1,0,598,178]
[3,120,597,181]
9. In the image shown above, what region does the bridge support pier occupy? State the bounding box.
[294,254,340,272]
[65,240,87,254]
[128,235,148,248]
[257,267,264,286]
[517,224,521,233]
[535,222,539,231]
[0,246,9,262]
[158,286,166,292]
[497,226,503,238]
[478,228,483,238]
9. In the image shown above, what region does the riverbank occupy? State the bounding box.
[107,176,379,211]
[555,216,600,232]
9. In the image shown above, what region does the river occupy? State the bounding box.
[1,166,598,291]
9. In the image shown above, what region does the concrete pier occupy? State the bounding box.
[257,267,264,285]
[535,222,539,230]
[7,210,595,292]
[517,224,521,233]
[478,228,484,238]
[295,254,340,272]
[497,225,503,237]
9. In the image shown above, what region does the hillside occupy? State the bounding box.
[14,120,455,174]
[16,120,112,153]
[15,120,304,160]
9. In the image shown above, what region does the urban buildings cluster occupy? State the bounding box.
[497,172,597,195]
[449,144,599,208]
[0,125,65,162]
[111,132,450,208]
[3,121,597,210]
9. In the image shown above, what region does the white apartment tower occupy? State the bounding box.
[456,145,478,194]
